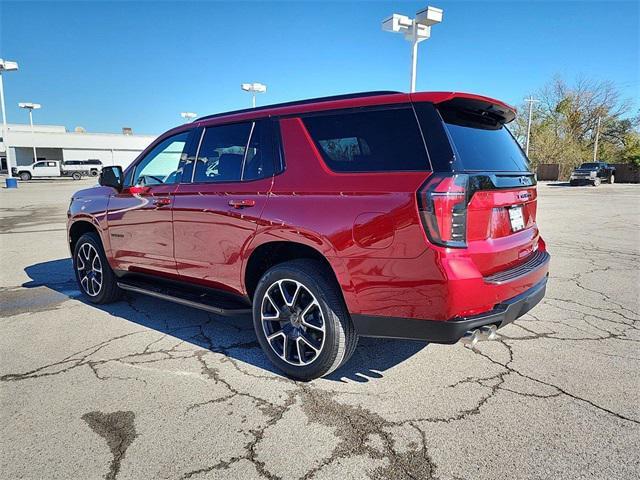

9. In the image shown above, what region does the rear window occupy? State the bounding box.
[438,107,530,173]
[303,107,430,172]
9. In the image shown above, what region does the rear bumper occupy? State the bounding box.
[351,275,548,343]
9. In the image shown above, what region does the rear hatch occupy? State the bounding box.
[414,96,539,276]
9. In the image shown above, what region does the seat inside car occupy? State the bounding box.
[217,153,243,181]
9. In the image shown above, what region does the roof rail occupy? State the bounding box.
[196,90,402,122]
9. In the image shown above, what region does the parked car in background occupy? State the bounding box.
[569,162,615,186]
[62,159,103,177]
[67,91,550,380]
[13,160,98,181]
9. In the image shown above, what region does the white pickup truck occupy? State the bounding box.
[12,160,102,181]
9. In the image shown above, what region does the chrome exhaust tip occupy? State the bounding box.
[479,325,498,341]
[460,329,480,348]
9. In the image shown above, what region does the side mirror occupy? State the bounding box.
[99,166,124,190]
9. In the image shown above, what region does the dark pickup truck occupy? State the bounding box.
[569,162,615,186]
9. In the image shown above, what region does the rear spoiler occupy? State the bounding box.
[411,92,516,125]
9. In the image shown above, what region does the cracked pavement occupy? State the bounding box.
[1,179,639,479]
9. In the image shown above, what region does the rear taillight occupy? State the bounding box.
[417,173,469,248]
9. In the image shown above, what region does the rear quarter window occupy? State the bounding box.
[302,107,430,172]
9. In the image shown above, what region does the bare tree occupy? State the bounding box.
[513,76,638,177]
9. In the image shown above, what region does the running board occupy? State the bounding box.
[117,279,252,316]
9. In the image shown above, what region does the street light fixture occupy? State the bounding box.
[0,58,19,182]
[241,82,267,108]
[382,6,443,92]
[180,112,197,122]
[19,102,41,162]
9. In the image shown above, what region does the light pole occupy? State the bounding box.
[524,96,539,158]
[382,6,443,92]
[0,58,19,182]
[180,112,197,122]
[19,102,41,162]
[241,83,267,108]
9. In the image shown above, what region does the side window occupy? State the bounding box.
[132,131,190,186]
[33,162,44,168]
[242,121,275,181]
[194,122,274,183]
[302,107,430,172]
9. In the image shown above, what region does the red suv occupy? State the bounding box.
[67,91,549,380]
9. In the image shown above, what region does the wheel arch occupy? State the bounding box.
[243,240,358,313]
[68,220,102,255]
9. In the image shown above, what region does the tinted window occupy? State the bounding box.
[243,121,275,181]
[133,131,189,186]
[579,163,599,169]
[193,121,274,183]
[303,107,429,172]
[437,107,529,172]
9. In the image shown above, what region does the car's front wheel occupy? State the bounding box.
[73,232,122,304]
[253,259,358,381]
[72,172,82,180]
[19,172,31,181]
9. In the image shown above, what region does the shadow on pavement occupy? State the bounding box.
[21,258,428,382]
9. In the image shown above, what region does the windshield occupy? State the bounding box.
[579,163,599,169]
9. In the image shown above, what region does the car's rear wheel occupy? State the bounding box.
[19,172,31,181]
[253,259,358,381]
[72,172,82,180]
[609,174,615,184]
[73,232,122,304]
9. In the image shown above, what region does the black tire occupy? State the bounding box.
[90,169,99,177]
[72,172,82,180]
[19,171,31,181]
[609,174,615,184]
[73,232,122,304]
[252,259,358,381]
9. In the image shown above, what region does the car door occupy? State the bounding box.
[32,161,58,177]
[172,120,278,293]
[107,129,195,277]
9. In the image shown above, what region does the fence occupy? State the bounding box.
[536,164,560,181]
[535,163,639,183]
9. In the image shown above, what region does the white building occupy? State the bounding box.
[0,123,157,172]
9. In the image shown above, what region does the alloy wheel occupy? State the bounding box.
[261,279,326,366]
[76,243,103,296]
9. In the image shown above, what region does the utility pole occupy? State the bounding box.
[593,115,602,162]
[524,96,539,158]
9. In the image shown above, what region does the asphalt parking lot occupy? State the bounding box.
[1,178,639,480]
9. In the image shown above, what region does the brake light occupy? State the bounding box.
[417,173,469,248]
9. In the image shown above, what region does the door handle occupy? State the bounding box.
[228,199,256,209]
[153,197,172,206]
